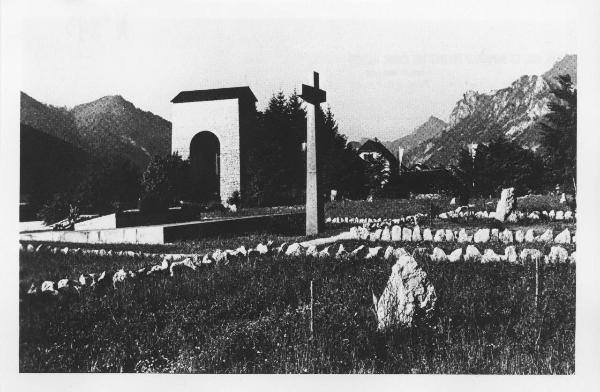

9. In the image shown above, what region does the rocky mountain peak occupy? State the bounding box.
[543,54,577,86]
[21,93,171,170]
[404,54,576,166]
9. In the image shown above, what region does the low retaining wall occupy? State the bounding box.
[162,212,305,242]
[20,212,305,245]
[73,208,206,231]
[20,225,165,244]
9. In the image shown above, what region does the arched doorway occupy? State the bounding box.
[189,131,220,201]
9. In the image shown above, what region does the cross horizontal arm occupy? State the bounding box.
[300,84,326,104]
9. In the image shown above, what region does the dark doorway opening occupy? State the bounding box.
[189,131,220,202]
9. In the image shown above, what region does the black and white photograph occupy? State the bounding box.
[1,0,599,389]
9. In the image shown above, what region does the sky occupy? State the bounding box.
[18,0,577,142]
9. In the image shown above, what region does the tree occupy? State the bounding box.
[317,107,368,198]
[74,158,141,213]
[456,136,545,197]
[538,74,577,191]
[139,153,189,213]
[245,91,369,205]
[363,153,390,196]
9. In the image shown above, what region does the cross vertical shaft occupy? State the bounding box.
[300,71,327,235]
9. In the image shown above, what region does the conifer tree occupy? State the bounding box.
[538,75,577,191]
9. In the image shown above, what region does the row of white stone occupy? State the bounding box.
[24,237,574,298]
[21,242,168,259]
[438,208,575,222]
[326,209,575,226]
[347,226,575,244]
[327,214,428,226]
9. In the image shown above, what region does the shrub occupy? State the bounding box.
[227,190,241,207]
[140,153,189,213]
[37,193,80,227]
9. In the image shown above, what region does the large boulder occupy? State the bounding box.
[393,247,410,259]
[490,228,499,242]
[391,226,402,241]
[431,247,447,262]
[305,245,318,257]
[285,243,303,256]
[423,228,433,242]
[520,248,543,263]
[547,246,569,264]
[494,187,516,222]
[482,249,502,263]
[369,229,382,242]
[524,229,536,243]
[537,229,554,243]
[335,244,348,259]
[457,229,470,243]
[554,228,571,244]
[365,246,382,260]
[349,245,367,259]
[474,229,490,243]
[514,230,525,243]
[465,245,482,261]
[373,255,437,330]
[350,226,370,240]
[499,229,514,244]
[383,246,395,260]
[444,229,454,242]
[381,226,391,242]
[402,227,413,242]
[412,226,422,242]
[318,246,332,259]
[448,248,462,262]
[41,281,58,295]
[504,246,518,263]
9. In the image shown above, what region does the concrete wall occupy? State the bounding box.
[19,226,165,244]
[172,99,240,203]
[74,214,117,231]
[20,213,304,245]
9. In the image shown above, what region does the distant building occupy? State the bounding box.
[357,139,399,173]
[357,139,399,187]
[347,141,362,151]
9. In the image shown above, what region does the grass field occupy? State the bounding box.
[20,238,575,374]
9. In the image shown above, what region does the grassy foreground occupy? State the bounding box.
[20,240,575,374]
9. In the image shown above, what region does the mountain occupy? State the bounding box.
[20,92,82,147]
[20,123,95,205]
[383,116,447,160]
[404,54,576,165]
[543,54,577,86]
[20,92,171,169]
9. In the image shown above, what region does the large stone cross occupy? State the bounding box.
[300,72,326,235]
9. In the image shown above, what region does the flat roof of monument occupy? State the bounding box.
[171,87,257,103]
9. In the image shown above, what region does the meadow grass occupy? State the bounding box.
[19,240,575,374]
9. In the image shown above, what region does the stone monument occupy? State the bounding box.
[495,187,516,222]
[300,72,326,235]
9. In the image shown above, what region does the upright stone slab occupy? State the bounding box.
[495,187,515,222]
[391,225,402,241]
